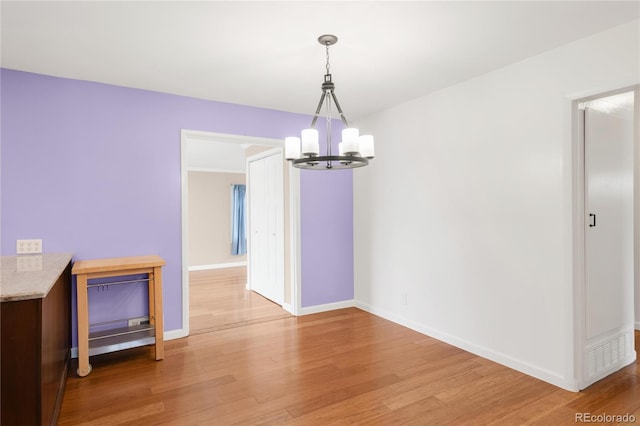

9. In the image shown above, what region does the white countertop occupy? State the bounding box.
[0,253,73,302]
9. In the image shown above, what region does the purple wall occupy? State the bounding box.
[1,69,354,344]
[300,169,354,307]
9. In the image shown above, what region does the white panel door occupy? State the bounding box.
[248,150,284,305]
[583,92,635,385]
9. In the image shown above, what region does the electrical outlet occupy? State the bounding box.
[401,292,408,306]
[16,239,42,254]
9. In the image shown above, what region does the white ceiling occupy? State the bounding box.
[1,1,638,121]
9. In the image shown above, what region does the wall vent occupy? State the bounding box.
[587,331,633,380]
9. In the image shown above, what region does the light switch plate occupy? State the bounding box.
[16,239,43,254]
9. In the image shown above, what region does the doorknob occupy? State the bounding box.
[589,213,596,227]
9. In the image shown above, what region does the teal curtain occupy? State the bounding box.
[231,184,246,255]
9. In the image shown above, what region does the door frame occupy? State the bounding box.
[571,85,639,390]
[180,130,302,337]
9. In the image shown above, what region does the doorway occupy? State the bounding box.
[573,86,639,389]
[180,130,301,337]
[189,267,290,334]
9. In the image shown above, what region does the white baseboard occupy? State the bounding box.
[165,328,188,341]
[70,328,187,359]
[354,301,575,392]
[189,262,247,271]
[635,320,640,330]
[282,302,295,314]
[298,299,356,316]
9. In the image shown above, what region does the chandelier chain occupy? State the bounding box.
[325,43,331,75]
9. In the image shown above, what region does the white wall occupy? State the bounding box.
[188,171,246,267]
[354,20,639,391]
[187,139,247,172]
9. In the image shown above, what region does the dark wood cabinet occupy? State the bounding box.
[1,258,72,426]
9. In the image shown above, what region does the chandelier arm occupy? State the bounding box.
[329,91,350,127]
[326,90,332,160]
[310,91,327,128]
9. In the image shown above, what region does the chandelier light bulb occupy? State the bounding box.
[338,142,352,165]
[301,128,319,156]
[285,137,301,160]
[342,128,360,155]
[359,135,375,158]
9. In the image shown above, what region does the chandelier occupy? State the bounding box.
[284,34,375,170]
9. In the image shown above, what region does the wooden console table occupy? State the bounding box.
[72,255,165,377]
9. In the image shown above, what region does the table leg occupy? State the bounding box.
[76,273,92,377]
[152,266,164,360]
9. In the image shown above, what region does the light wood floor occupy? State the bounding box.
[59,279,640,424]
[188,267,290,335]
